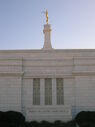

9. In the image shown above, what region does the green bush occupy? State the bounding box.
[40,120,53,127]
[75,111,95,127]
[54,120,65,127]
[64,120,76,127]
[0,111,25,127]
[24,122,32,127]
[30,121,40,127]
[24,120,76,127]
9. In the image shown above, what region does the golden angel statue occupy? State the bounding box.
[42,10,49,24]
[45,10,48,24]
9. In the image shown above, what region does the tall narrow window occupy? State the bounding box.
[56,78,64,105]
[45,78,52,105]
[33,78,40,105]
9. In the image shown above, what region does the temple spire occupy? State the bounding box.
[42,10,53,50]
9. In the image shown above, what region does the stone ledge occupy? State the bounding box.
[0,72,24,76]
[24,74,74,79]
[72,71,95,76]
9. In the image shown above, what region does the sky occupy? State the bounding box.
[0,0,95,50]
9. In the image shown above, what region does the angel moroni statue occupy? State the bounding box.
[45,10,48,24]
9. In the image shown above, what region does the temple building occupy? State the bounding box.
[0,19,95,122]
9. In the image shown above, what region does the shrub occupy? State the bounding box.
[27,120,77,127]
[54,120,65,127]
[24,122,32,127]
[75,111,95,127]
[40,120,53,127]
[64,120,76,127]
[30,121,40,127]
[6,111,25,126]
[0,111,25,127]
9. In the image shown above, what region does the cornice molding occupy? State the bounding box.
[24,74,74,79]
[0,72,24,76]
[0,58,23,61]
[72,71,95,76]
[0,49,95,53]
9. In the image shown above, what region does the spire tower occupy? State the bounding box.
[42,10,53,50]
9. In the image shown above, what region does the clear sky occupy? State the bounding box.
[0,0,95,49]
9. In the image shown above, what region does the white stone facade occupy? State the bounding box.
[0,23,95,121]
[0,49,95,121]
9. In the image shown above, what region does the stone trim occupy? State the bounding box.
[72,71,95,76]
[24,74,74,79]
[0,49,95,53]
[0,72,24,76]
